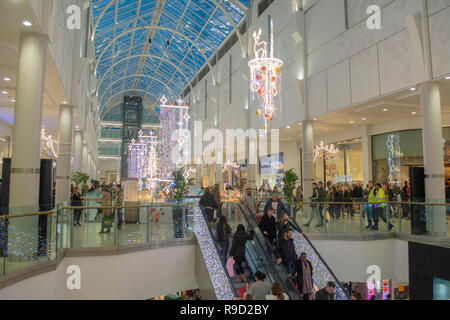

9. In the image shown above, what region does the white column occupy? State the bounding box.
[81,144,88,173]
[302,120,314,203]
[196,164,202,187]
[362,126,373,186]
[55,104,74,205]
[72,129,83,172]
[420,82,446,237]
[9,32,48,258]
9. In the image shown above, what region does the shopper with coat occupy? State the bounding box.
[230,224,255,283]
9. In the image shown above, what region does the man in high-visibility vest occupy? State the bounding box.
[367,181,376,229]
[373,183,393,231]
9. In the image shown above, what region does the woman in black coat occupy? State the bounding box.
[295,252,314,300]
[71,186,83,226]
[230,224,254,282]
[259,208,277,245]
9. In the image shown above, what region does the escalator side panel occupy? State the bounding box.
[292,231,348,300]
[193,208,235,300]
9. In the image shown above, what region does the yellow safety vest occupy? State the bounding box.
[368,187,376,203]
[374,188,386,208]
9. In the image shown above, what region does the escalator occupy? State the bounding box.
[194,200,349,300]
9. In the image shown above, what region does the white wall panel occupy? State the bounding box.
[350,45,380,104]
[427,0,450,16]
[305,0,346,54]
[379,29,426,94]
[429,6,450,78]
[307,71,327,119]
[327,59,351,112]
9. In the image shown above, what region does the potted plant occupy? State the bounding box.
[283,169,299,216]
[71,171,90,196]
[171,167,194,238]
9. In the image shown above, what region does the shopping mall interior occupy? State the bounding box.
[0,0,449,301]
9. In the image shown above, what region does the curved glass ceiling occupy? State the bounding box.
[92,0,248,112]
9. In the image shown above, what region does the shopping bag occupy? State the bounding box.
[226,257,235,277]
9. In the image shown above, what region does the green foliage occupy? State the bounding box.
[72,172,90,196]
[172,167,195,201]
[283,169,299,202]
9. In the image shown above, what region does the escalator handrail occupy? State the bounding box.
[220,202,301,300]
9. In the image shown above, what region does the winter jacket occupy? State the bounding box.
[259,214,277,243]
[315,288,335,300]
[199,192,219,209]
[295,259,314,293]
[230,230,255,260]
[264,199,288,218]
[274,237,297,266]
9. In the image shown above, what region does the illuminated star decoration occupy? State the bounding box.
[40,128,58,159]
[248,22,283,132]
[159,95,190,181]
[313,141,339,163]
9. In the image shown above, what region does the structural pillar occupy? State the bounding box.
[9,32,48,258]
[72,129,83,172]
[302,121,314,206]
[55,104,74,205]
[81,144,88,174]
[362,126,373,186]
[420,82,446,237]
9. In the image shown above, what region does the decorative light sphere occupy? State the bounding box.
[256,109,262,116]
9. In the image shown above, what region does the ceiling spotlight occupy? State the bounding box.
[445,76,450,80]
[11,99,15,102]
[62,101,68,104]
[313,118,317,121]
[411,112,417,115]
[22,21,32,27]
[410,87,416,91]
[286,126,290,129]
[1,91,7,95]
[350,121,354,124]
[3,77,11,82]
[383,108,388,112]
[362,117,367,121]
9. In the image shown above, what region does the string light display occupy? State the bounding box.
[159,96,190,181]
[249,22,283,131]
[222,161,240,176]
[313,141,339,163]
[40,128,58,159]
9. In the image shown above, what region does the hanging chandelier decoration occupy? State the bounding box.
[222,161,240,176]
[128,130,160,191]
[159,96,191,181]
[40,128,58,159]
[313,141,339,163]
[249,21,283,131]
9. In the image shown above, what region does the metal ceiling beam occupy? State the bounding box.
[99,74,177,106]
[94,25,218,86]
[132,0,166,89]
[96,54,196,100]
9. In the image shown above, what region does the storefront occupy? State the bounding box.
[372,127,450,185]
[0,134,11,179]
[257,152,284,189]
[313,139,363,185]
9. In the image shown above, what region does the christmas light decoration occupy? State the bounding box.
[40,128,58,159]
[313,141,339,163]
[222,161,240,176]
[159,96,190,181]
[249,21,283,131]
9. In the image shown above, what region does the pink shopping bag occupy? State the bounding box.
[226,257,235,277]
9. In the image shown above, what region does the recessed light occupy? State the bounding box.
[1,91,7,95]
[362,117,367,121]
[350,121,354,124]
[286,126,290,129]
[383,108,388,112]
[22,21,32,27]
[3,77,11,82]
[412,112,417,115]
[62,101,68,104]
[313,118,317,121]
[11,99,15,102]
[445,76,450,80]
[410,87,416,91]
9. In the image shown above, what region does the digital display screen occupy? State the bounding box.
[259,152,284,175]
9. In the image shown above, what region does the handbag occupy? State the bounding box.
[226,256,235,277]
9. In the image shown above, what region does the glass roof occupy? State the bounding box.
[92,0,248,112]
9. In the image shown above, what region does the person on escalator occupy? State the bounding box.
[241,185,257,216]
[259,208,277,245]
[199,188,219,223]
[315,281,336,300]
[230,224,255,283]
[208,216,232,263]
[247,271,272,300]
[264,192,289,219]
[274,228,297,278]
[294,252,314,300]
